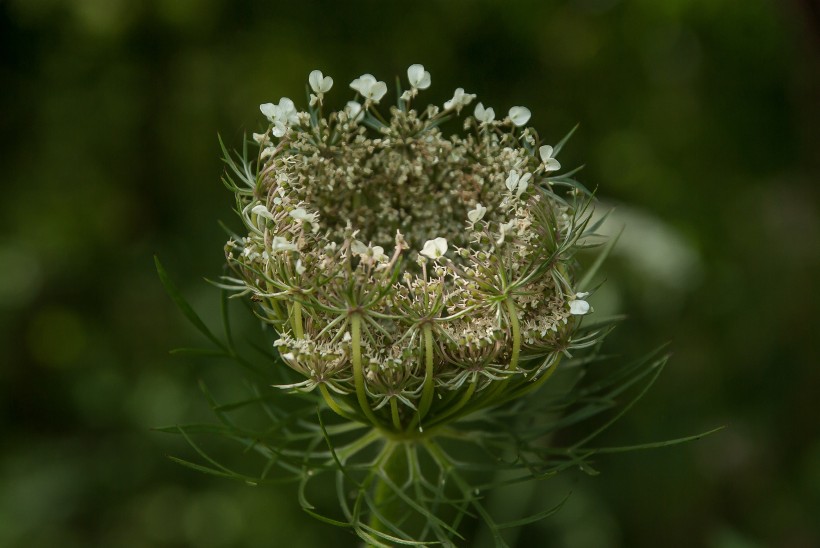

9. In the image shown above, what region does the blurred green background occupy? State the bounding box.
[2,0,818,546]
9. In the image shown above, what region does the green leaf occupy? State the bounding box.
[495,493,570,529]
[577,225,623,292]
[552,123,579,156]
[589,426,726,454]
[155,256,224,350]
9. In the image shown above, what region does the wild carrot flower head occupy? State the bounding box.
[158,63,695,548]
[222,65,596,436]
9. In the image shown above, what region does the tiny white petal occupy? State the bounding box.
[289,207,316,223]
[407,64,431,89]
[271,236,298,252]
[508,106,531,127]
[444,88,476,112]
[345,101,364,121]
[420,237,448,259]
[350,74,373,95]
[271,121,287,138]
[569,299,590,315]
[309,70,323,93]
[251,204,275,221]
[295,259,306,275]
[474,102,495,124]
[369,81,387,102]
[351,240,368,255]
[496,220,515,245]
[407,64,423,85]
[309,70,333,93]
[277,97,298,125]
[260,102,276,120]
[539,145,562,171]
[467,203,487,223]
[505,171,520,193]
[371,246,387,262]
[516,172,532,197]
[350,74,387,103]
[539,145,554,162]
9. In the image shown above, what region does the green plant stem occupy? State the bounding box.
[425,377,478,430]
[390,398,402,431]
[290,301,304,339]
[504,298,521,372]
[368,441,406,544]
[319,384,358,421]
[351,314,381,427]
[408,323,435,432]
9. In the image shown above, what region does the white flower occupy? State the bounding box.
[505,170,531,198]
[295,259,306,275]
[474,102,495,124]
[407,64,431,90]
[351,239,368,255]
[344,101,364,122]
[568,298,590,315]
[420,237,448,260]
[539,145,561,172]
[496,220,516,245]
[251,204,275,221]
[467,203,487,224]
[351,240,388,265]
[271,236,298,252]
[308,70,333,94]
[443,87,476,113]
[260,97,299,137]
[259,103,277,120]
[370,246,388,262]
[276,98,299,125]
[569,292,590,315]
[350,74,387,104]
[289,207,317,224]
[508,106,531,127]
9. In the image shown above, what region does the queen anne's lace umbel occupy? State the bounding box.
[223,65,593,434]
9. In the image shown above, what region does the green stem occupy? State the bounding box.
[290,301,304,339]
[409,323,435,432]
[504,298,521,372]
[333,428,382,463]
[425,377,478,429]
[351,314,381,427]
[368,441,406,543]
[390,398,402,431]
[319,384,357,421]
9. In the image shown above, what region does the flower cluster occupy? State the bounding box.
[223,65,594,435]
